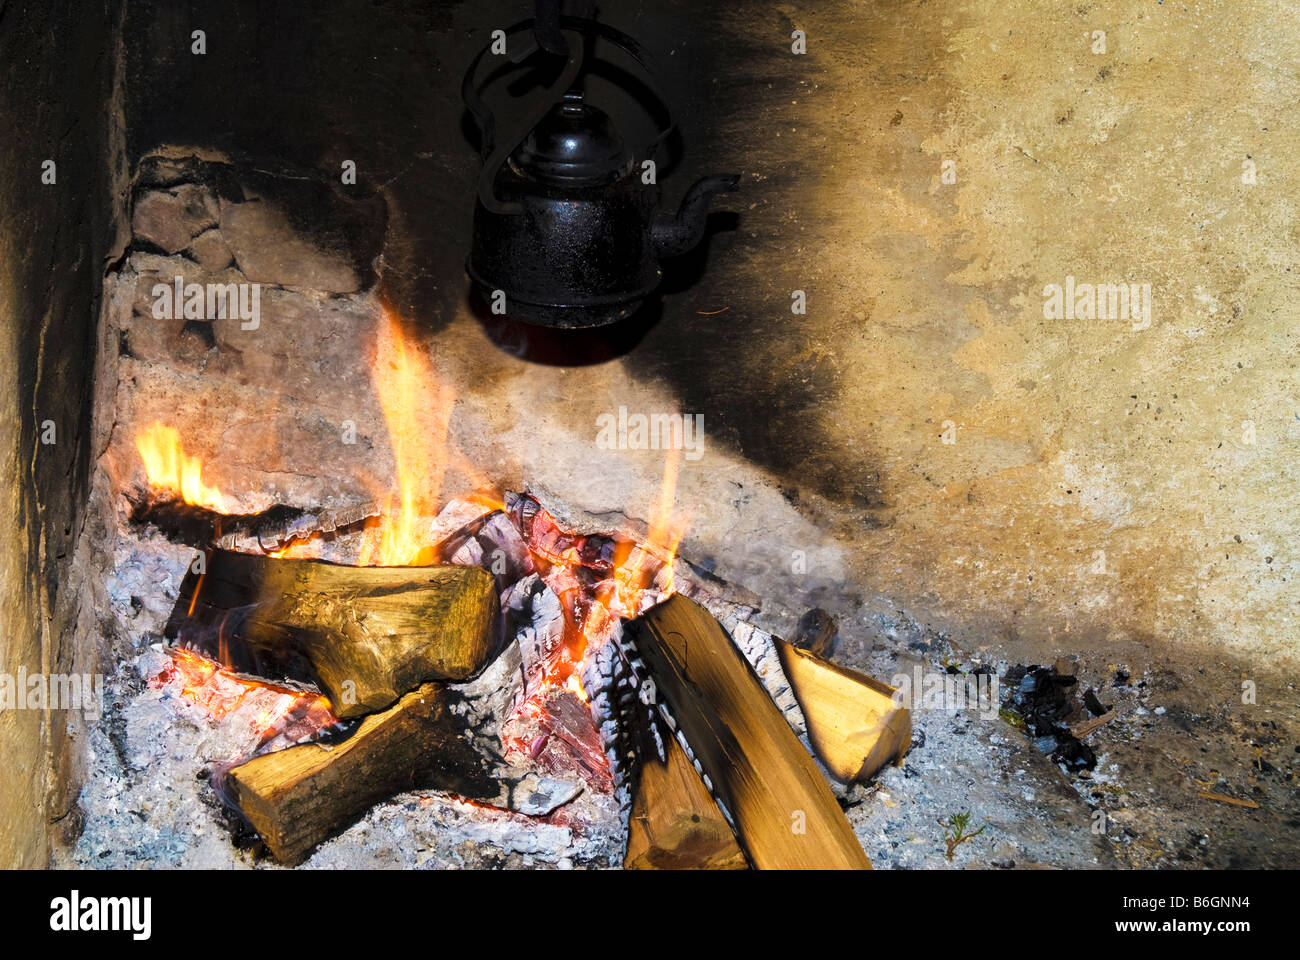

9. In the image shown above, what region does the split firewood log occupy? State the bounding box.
[624,734,747,870]
[221,682,490,864]
[165,549,500,718]
[732,620,911,785]
[775,639,912,783]
[221,642,586,865]
[623,594,872,870]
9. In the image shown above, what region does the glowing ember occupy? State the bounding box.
[269,540,320,560]
[135,423,226,511]
[509,449,687,719]
[153,648,337,746]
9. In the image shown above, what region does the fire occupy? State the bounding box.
[135,423,226,511]
[359,311,455,566]
[528,449,689,705]
[615,447,686,612]
[133,312,463,565]
[138,309,692,781]
[270,310,460,564]
[270,540,319,560]
[155,648,336,743]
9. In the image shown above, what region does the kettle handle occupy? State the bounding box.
[462,16,677,215]
[462,21,585,215]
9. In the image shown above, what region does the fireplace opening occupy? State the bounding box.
[67,152,912,868]
[4,0,1297,879]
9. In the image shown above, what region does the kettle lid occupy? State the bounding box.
[510,90,633,186]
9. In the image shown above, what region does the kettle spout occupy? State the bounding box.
[652,173,740,258]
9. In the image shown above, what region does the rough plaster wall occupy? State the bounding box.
[783,0,1300,668]
[0,0,123,867]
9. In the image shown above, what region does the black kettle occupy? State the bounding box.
[462,10,739,329]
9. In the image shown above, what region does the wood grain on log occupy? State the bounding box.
[775,639,912,783]
[623,594,872,870]
[166,550,500,718]
[624,734,747,870]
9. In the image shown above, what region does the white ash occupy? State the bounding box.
[444,509,537,589]
[581,621,667,827]
[301,791,622,870]
[103,528,195,639]
[500,574,565,692]
[730,621,808,741]
[846,699,1112,870]
[441,637,594,817]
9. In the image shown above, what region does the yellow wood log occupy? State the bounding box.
[625,594,871,870]
[776,639,912,783]
[624,734,748,870]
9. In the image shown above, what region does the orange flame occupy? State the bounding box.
[358,311,456,566]
[135,309,476,564]
[615,447,686,612]
[135,423,226,511]
[544,449,689,703]
[270,310,458,564]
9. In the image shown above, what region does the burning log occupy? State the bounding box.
[775,640,911,783]
[128,489,380,551]
[438,509,537,590]
[624,735,747,870]
[214,500,381,552]
[221,643,588,864]
[624,595,872,870]
[165,549,500,718]
[221,682,497,865]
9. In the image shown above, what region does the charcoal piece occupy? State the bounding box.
[1083,687,1110,717]
[1004,662,1098,773]
[1008,664,1078,738]
[500,574,566,689]
[437,509,536,590]
[1051,738,1097,771]
[793,607,839,658]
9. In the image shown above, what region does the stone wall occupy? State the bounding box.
[0,0,125,867]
